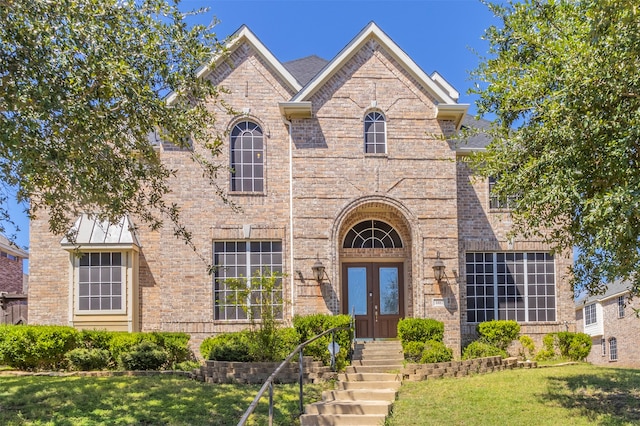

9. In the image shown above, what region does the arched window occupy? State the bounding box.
[609,337,618,361]
[230,121,264,192]
[364,111,386,154]
[343,220,402,249]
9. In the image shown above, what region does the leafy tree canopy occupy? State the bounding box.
[469,0,640,296]
[0,0,230,248]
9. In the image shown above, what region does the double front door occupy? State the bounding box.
[342,262,404,339]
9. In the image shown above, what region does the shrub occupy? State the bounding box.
[462,340,508,360]
[150,332,192,367]
[78,330,113,350]
[420,340,453,363]
[293,314,353,370]
[476,320,520,351]
[403,341,425,362]
[535,332,592,362]
[0,325,80,370]
[201,332,252,362]
[65,348,111,371]
[518,335,536,360]
[119,341,168,370]
[397,318,444,344]
[273,327,300,361]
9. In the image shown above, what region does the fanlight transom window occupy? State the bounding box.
[343,220,403,249]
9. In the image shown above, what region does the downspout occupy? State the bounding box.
[284,118,295,319]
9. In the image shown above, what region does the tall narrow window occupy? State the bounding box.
[584,303,597,326]
[609,337,618,361]
[601,338,606,356]
[618,296,625,318]
[364,111,386,154]
[230,121,264,192]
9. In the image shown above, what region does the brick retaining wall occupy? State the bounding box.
[402,356,535,381]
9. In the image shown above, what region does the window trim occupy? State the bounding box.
[213,240,283,322]
[74,251,127,315]
[229,120,265,194]
[465,252,556,323]
[609,337,618,361]
[618,295,625,318]
[364,111,387,154]
[584,303,597,326]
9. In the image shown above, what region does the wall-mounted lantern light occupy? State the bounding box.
[432,252,446,283]
[312,259,326,284]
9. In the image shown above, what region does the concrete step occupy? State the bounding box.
[305,400,392,415]
[338,372,401,382]
[300,413,387,426]
[323,389,398,402]
[346,365,402,374]
[352,358,404,366]
[338,380,402,391]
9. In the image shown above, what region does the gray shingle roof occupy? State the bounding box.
[454,115,493,151]
[575,279,631,307]
[283,55,329,86]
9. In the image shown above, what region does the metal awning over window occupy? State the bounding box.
[60,214,140,250]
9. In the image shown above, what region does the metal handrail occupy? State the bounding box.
[237,322,354,426]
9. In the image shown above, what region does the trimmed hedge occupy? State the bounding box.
[0,325,80,370]
[0,325,193,371]
[397,318,444,345]
[420,340,453,363]
[293,314,353,370]
[476,320,520,351]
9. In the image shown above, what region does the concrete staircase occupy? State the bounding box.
[300,340,403,426]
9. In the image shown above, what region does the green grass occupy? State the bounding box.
[386,363,640,425]
[3,364,640,425]
[0,374,327,425]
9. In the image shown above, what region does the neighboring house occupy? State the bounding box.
[0,234,29,324]
[28,22,575,354]
[576,280,639,367]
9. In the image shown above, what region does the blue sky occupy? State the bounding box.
[6,0,499,270]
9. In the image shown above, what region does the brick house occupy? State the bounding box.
[576,280,639,367]
[27,23,575,355]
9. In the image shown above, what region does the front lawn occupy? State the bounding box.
[0,374,326,425]
[387,363,640,425]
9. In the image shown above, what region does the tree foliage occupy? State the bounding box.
[469,0,640,296]
[1,0,231,248]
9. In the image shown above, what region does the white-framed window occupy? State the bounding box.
[609,337,618,361]
[618,295,625,318]
[601,338,606,356]
[213,241,283,321]
[364,111,386,154]
[230,120,264,192]
[465,252,556,323]
[584,303,597,326]
[77,252,124,313]
[489,176,518,209]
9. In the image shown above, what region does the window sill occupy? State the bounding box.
[75,310,126,316]
[364,153,388,158]
[229,191,266,196]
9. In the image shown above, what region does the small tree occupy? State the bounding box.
[225,269,286,362]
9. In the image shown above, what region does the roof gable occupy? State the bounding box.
[166,25,301,104]
[284,22,467,126]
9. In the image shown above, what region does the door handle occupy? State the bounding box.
[374,305,378,322]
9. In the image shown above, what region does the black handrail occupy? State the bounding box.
[237,322,354,426]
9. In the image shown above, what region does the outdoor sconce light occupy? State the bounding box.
[432,252,446,283]
[312,259,326,284]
